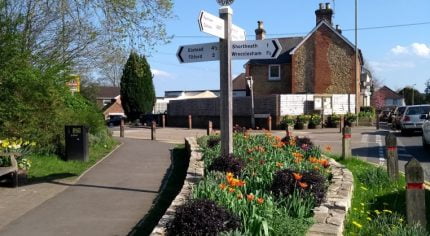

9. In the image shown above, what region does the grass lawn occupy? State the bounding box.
[129,145,189,236]
[27,140,119,183]
[335,157,430,235]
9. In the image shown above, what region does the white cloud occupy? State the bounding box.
[390,43,430,58]
[391,45,408,55]
[151,69,173,79]
[368,60,415,72]
[411,43,430,57]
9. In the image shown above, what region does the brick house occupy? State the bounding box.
[245,3,364,112]
[371,86,405,110]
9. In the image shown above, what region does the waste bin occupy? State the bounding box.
[65,125,89,161]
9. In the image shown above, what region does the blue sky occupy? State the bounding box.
[148,0,430,96]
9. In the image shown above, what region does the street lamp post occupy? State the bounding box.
[246,76,255,129]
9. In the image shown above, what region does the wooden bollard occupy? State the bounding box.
[162,115,166,128]
[267,115,272,131]
[286,125,293,138]
[151,121,156,140]
[405,158,427,228]
[188,115,192,130]
[376,115,380,130]
[120,119,125,138]
[342,126,352,159]
[385,133,399,180]
[339,115,344,133]
[207,120,213,136]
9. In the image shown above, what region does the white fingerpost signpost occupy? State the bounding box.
[176,0,282,156]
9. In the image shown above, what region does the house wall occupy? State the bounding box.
[293,24,357,95]
[248,64,292,96]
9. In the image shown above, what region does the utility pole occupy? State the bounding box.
[355,0,359,114]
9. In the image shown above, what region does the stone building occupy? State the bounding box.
[245,2,365,111]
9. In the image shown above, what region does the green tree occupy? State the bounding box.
[425,79,430,103]
[398,87,425,105]
[120,52,156,121]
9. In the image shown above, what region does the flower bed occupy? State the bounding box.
[166,132,335,235]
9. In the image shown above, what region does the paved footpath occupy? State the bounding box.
[0,138,173,236]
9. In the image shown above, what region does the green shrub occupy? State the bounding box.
[281,115,296,127]
[308,114,321,125]
[345,112,358,124]
[296,115,310,124]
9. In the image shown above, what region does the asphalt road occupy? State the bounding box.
[272,124,430,181]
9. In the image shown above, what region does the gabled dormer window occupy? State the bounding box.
[268,65,280,80]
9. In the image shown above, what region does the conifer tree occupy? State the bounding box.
[120,52,156,121]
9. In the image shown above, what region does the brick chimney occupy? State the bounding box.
[315,2,333,25]
[255,21,266,40]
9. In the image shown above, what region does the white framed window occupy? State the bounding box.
[268,65,280,80]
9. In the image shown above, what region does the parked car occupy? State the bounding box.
[106,115,124,126]
[379,110,392,122]
[400,105,430,135]
[391,106,406,130]
[422,112,430,149]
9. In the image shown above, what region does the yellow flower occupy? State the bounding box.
[352,221,362,228]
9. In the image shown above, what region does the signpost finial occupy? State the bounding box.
[217,0,234,6]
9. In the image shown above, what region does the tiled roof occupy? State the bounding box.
[247,37,304,65]
[375,86,403,99]
[96,86,120,98]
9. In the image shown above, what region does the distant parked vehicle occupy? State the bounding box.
[391,106,406,130]
[400,105,430,135]
[379,110,391,122]
[422,112,430,149]
[106,115,124,127]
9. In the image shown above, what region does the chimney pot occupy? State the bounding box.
[315,3,333,25]
[255,20,266,40]
[325,3,331,9]
[319,3,325,9]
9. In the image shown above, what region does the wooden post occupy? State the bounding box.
[376,114,380,130]
[188,114,192,130]
[405,158,427,228]
[219,6,233,156]
[162,115,166,128]
[267,115,272,131]
[385,133,399,180]
[342,126,352,159]
[340,115,344,133]
[151,121,156,141]
[207,120,213,136]
[120,119,125,138]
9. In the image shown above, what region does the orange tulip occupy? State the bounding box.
[298,182,308,189]
[325,145,332,152]
[219,183,227,190]
[292,172,303,181]
[257,197,264,204]
[247,194,255,201]
[228,187,235,193]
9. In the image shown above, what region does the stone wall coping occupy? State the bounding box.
[307,157,354,236]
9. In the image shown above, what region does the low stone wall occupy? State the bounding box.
[150,137,204,235]
[307,158,354,236]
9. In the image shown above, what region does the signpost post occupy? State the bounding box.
[176,0,282,156]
